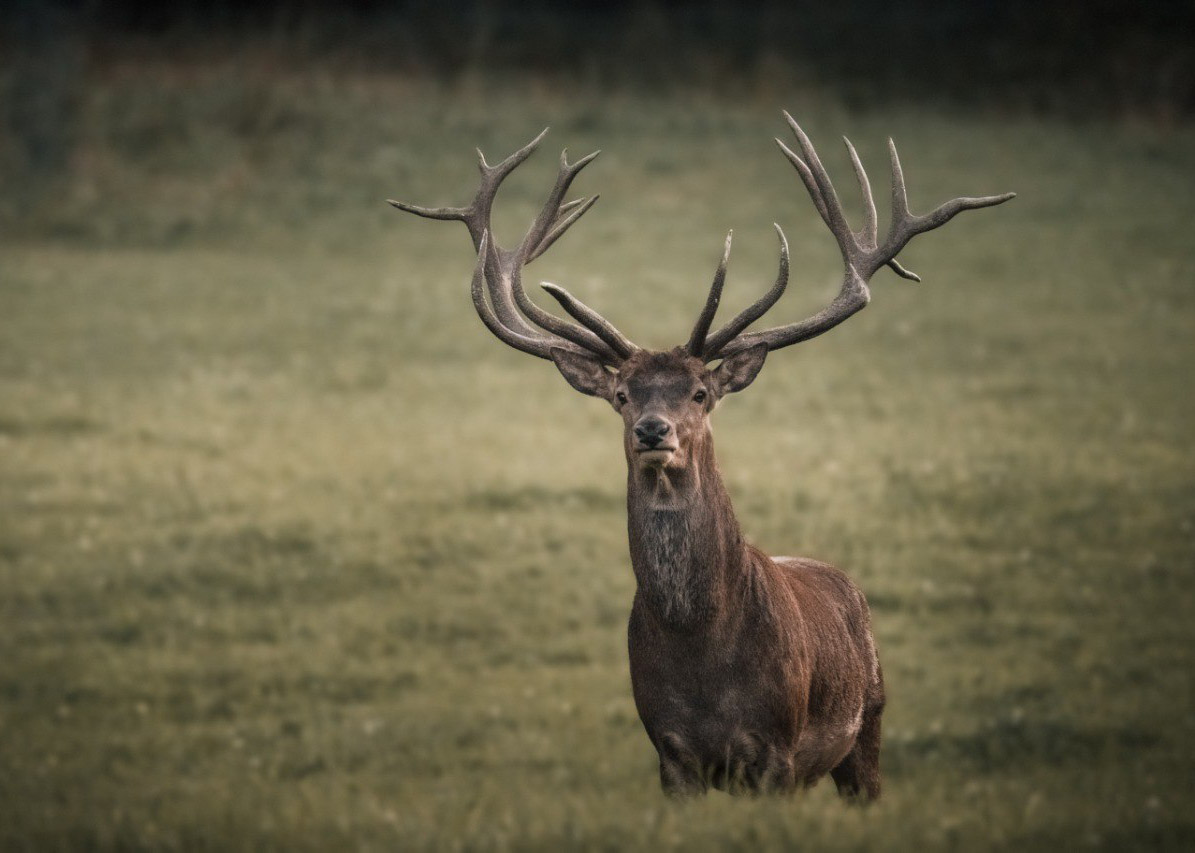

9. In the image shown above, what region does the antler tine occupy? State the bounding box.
[783,112,856,263]
[887,138,909,237]
[922,192,1019,227]
[521,147,602,262]
[483,127,550,178]
[877,138,919,280]
[711,113,1015,358]
[386,200,469,221]
[702,224,790,360]
[687,231,733,356]
[506,263,622,361]
[526,195,600,263]
[541,283,637,359]
[557,197,588,215]
[775,138,831,230]
[888,258,922,282]
[842,137,877,248]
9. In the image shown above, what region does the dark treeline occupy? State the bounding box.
[40,1,1195,114]
[4,1,1193,117]
[1,0,1192,175]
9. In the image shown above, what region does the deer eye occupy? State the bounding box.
[616,391,628,405]
[693,390,707,403]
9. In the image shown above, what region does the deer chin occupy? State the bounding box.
[635,447,678,468]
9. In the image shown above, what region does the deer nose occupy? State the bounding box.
[634,417,672,448]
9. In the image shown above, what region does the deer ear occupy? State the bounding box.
[549,347,615,400]
[710,343,768,396]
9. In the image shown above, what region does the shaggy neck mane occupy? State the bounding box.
[626,431,750,632]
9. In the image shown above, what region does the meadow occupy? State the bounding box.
[1,57,1194,849]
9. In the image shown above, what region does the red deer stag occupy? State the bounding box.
[389,113,1014,799]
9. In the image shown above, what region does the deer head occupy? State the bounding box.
[550,343,766,478]
[389,113,1014,480]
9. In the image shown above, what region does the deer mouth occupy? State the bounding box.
[635,446,677,464]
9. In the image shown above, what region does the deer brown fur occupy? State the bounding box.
[390,114,1013,799]
[553,344,884,796]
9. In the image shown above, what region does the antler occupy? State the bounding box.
[699,112,1015,360]
[388,130,636,364]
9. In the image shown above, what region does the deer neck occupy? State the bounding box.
[626,432,747,632]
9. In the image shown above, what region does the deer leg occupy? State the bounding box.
[831,700,883,803]
[657,732,706,797]
[726,731,796,794]
[712,731,762,793]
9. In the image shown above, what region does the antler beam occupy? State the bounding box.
[389,130,636,365]
[392,117,1013,369]
[701,113,1015,360]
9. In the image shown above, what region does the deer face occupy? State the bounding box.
[550,344,768,472]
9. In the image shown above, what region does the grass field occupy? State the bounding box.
[2,61,1194,850]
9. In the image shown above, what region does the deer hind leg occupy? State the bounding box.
[733,733,796,794]
[657,732,706,797]
[830,700,884,802]
[712,731,768,794]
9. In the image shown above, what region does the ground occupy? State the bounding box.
[1,63,1193,849]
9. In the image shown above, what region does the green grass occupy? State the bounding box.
[2,62,1194,850]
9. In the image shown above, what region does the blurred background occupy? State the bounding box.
[2,1,1193,849]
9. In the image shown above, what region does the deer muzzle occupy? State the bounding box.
[633,416,677,457]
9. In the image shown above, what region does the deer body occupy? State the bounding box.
[390,113,1012,800]
[624,389,884,795]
